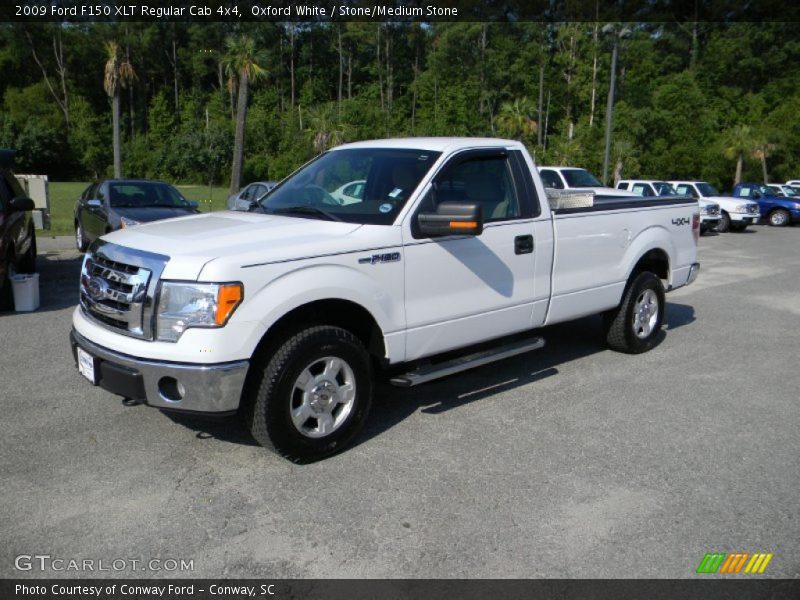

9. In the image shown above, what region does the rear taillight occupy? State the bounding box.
[692,212,700,244]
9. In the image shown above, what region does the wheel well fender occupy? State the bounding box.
[234,264,402,363]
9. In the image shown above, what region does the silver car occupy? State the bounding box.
[227,181,277,211]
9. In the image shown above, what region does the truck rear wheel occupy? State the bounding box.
[604,272,665,354]
[246,325,373,462]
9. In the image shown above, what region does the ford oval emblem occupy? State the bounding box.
[86,277,108,300]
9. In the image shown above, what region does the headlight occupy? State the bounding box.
[735,204,751,213]
[156,281,243,342]
[120,216,141,228]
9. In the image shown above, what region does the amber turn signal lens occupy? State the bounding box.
[449,221,478,229]
[215,283,243,325]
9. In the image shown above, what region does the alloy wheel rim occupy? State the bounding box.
[289,356,356,438]
[632,289,659,339]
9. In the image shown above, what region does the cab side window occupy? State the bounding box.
[539,169,564,189]
[432,156,521,223]
[632,183,654,197]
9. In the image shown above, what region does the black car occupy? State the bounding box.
[0,149,36,311]
[74,179,200,251]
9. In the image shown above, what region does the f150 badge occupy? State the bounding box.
[359,252,401,265]
[672,217,691,226]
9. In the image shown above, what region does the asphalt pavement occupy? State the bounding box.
[1,228,798,578]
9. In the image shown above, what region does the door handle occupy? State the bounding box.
[514,234,534,255]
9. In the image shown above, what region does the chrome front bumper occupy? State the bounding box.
[70,329,249,414]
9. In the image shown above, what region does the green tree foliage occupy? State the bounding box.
[0,21,797,191]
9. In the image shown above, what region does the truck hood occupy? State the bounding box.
[101,211,362,280]
[706,195,758,207]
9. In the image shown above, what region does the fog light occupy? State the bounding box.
[158,377,184,402]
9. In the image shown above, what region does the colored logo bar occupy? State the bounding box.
[696,552,773,574]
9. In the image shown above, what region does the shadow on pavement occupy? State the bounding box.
[0,251,82,316]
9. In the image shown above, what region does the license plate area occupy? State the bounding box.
[77,346,97,384]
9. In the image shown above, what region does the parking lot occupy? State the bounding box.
[1,227,798,579]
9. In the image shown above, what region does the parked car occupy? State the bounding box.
[618,179,721,233]
[668,181,759,232]
[784,179,800,186]
[70,137,699,461]
[74,179,200,252]
[0,149,37,310]
[330,179,366,205]
[539,166,637,197]
[732,182,800,227]
[227,181,277,211]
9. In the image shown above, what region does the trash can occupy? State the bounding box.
[11,273,40,311]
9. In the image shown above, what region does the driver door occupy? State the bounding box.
[401,149,548,361]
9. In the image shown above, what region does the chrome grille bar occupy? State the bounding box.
[79,240,168,340]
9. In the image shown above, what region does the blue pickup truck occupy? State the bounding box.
[732,183,800,227]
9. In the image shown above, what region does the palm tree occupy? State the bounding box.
[306,103,347,154]
[496,98,537,141]
[722,124,753,186]
[222,35,266,196]
[752,138,776,184]
[103,41,135,178]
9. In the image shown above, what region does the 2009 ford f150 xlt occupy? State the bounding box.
[70,138,700,461]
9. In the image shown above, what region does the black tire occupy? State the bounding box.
[18,230,36,273]
[768,209,790,227]
[604,271,665,354]
[717,211,731,233]
[75,220,88,252]
[246,325,373,463]
[0,255,15,311]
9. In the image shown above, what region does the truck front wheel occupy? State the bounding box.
[717,211,731,233]
[604,272,665,354]
[246,325,373,462]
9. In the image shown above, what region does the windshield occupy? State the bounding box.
[695,183,719,197]
[653,181,677,196]
[258,148,440,224]
[109,182,189,208]
[561,168,603,187]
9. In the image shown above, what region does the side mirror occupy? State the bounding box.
[87,199,102,208]
[187,200,199,209]
[10,196,35,212]
[418,202,483,237]
[247,200,260,212]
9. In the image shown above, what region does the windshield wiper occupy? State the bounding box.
[270,205,342,222]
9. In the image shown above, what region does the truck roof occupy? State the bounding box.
[334,137,522,153]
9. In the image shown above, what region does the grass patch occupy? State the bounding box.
[45,181,229,237]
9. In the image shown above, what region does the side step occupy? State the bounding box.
[389,336,545,387]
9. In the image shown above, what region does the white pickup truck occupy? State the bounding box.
[71,138,700,462]
[538,166,636,197]
[668,181,759,232]
[616,179,721,233]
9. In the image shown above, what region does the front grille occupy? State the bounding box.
[79,242,167,340]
